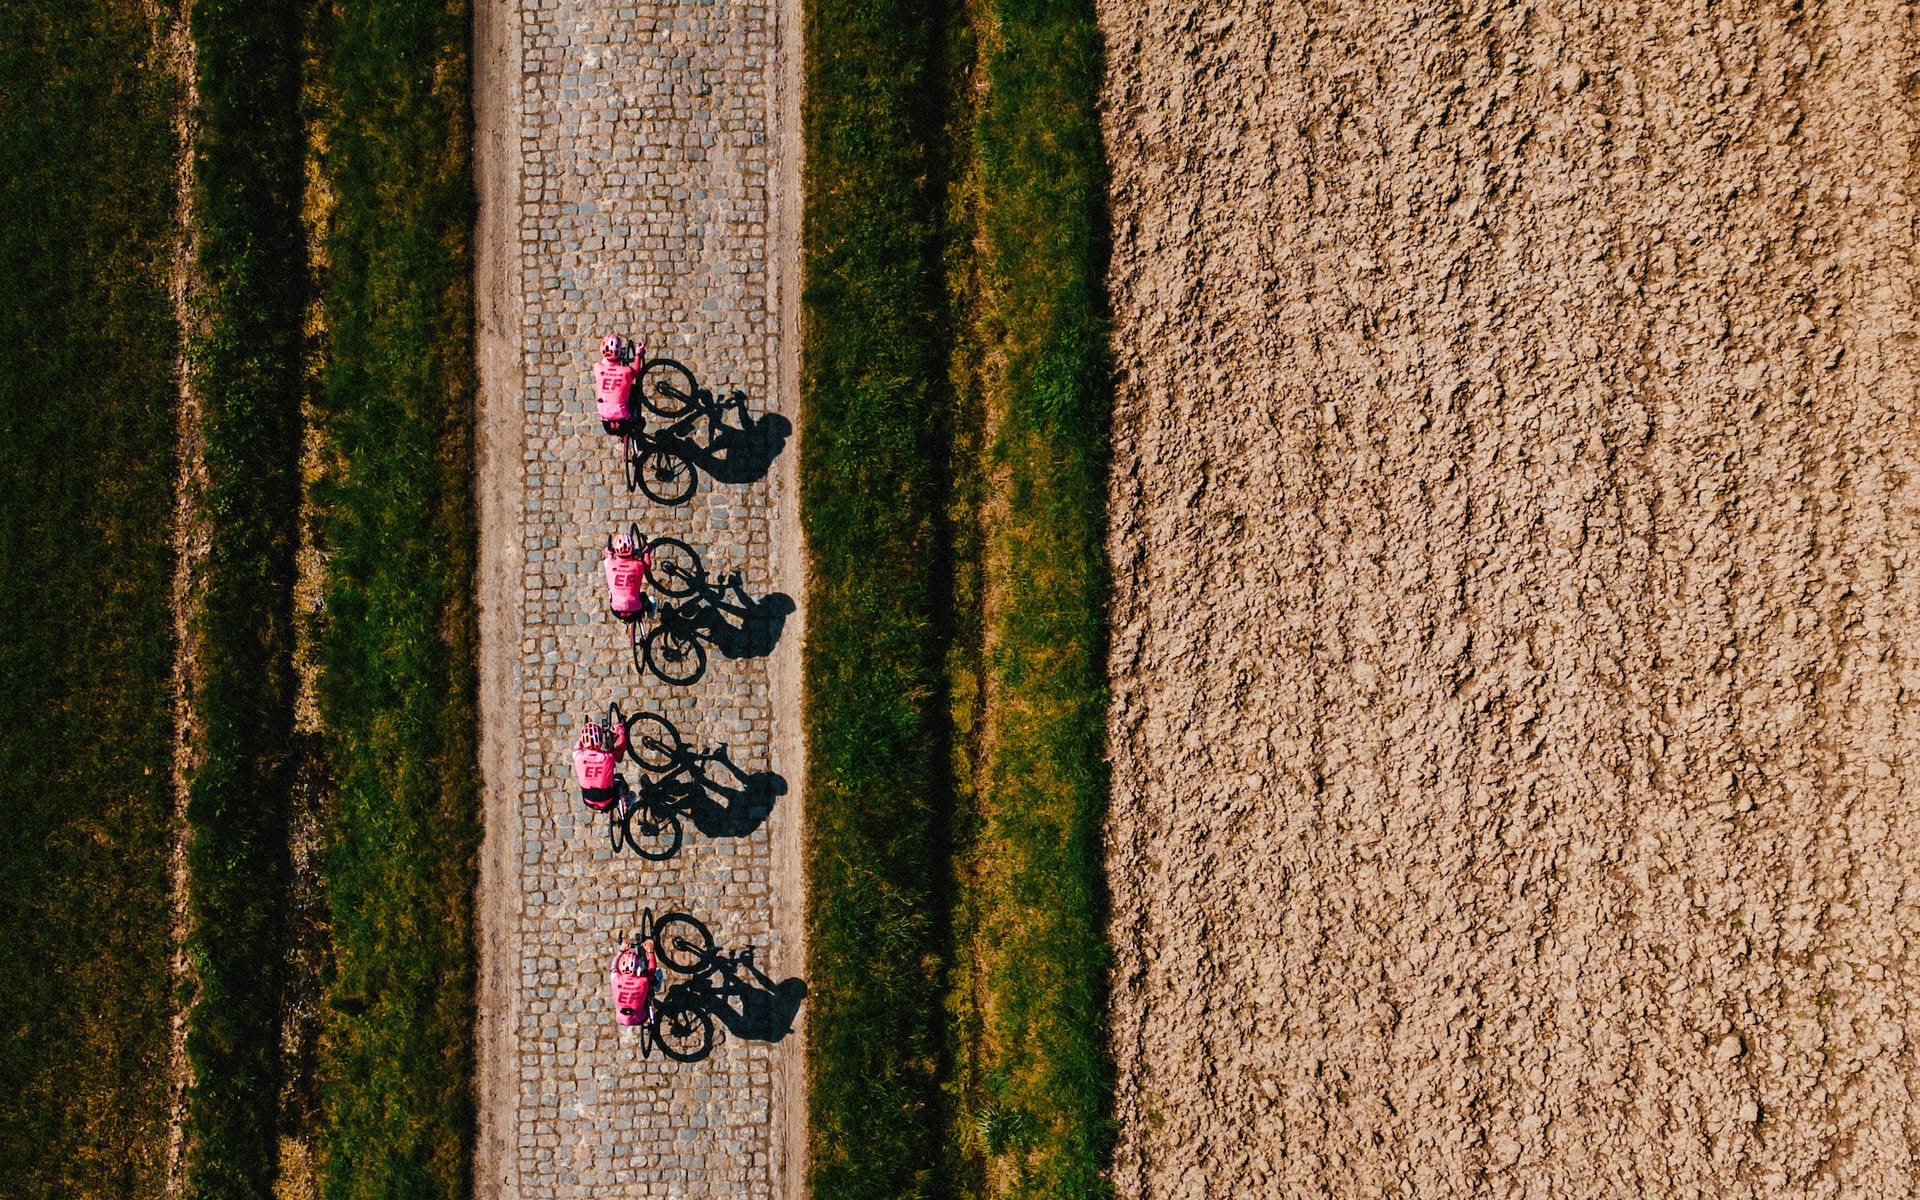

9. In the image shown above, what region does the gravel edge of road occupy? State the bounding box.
[472,0,525,1188]
[770,0,811,1186]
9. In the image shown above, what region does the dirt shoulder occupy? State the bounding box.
[471,0,524,1189]
[1101,3,1920,1195]
[770,0,809,1185]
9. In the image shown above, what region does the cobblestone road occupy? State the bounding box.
[475,0,805,1193]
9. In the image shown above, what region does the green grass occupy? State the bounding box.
[176,0,307,1193]
[803,0,1114,1194]
[0,2,181,1196]
[960,2,1114,1193]
[800,0,955,1193]
[304,0,479,1192]
[934,6,991,1191]
[0,1,475,1196]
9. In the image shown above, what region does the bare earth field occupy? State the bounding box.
[1100,2,1920,1196]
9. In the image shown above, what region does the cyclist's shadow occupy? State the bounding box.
[674,571,795,661]
[643,743,786,839]
[676,387,791,486]
[708,948,806,1043]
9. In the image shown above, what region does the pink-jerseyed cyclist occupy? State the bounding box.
[604,530,655,621]
[594,333,644,432]
[571,711,630,811]
[611,935,659,1027]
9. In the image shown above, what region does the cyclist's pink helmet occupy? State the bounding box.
[601,333,622,361]
[611,531,637,557]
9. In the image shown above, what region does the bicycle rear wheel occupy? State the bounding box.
[637,358,698,419]
[653,914,715,973]
[652,997,714,1063]
[625,804,683,861]
[637,448,697,506]
[629,619,646,677]
[607,802,630,853]
[622,431,642,492]
[625,711,684,771]
[644,624,707,686]
[646,537,699,597]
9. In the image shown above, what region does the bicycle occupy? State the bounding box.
[620,713,705,851]
[633,908,718,1061]
[605,523,700,669]
[635,561,758,687]
[601,339,695,503]
[618,540,725,686]
[621,382,752,506]
[569,700,682,859]
[595,336,699,503]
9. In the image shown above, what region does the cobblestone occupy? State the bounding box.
[495,0,795,1195]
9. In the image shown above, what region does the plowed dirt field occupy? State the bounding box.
[1100,3,1920,1196]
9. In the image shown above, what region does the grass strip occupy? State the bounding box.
[176,0,307,1193]
[305,0,479,1193]
[946,0,1114,1193]
[800,0,954,1192]
[0,2,180,1196]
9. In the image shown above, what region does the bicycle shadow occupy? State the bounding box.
[669,572,795,662]
[672,388,791,485]
[685,768,784,840]
[648,912,807,1063]
[632,718,786,840]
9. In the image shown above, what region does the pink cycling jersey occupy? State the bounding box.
[573,735,617,791]
[610,944,659,1026]
[594,359,638,423]
[604,546,652,617]
[572,715,628,794]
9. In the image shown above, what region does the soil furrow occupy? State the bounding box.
[157,0,205,1188]
[1101,2,1920,1194]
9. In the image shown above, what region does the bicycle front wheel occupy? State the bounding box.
[625,711,684,771]
[646,537,700,597]
[654,914,715,973]
[637,358,698,419]
[644,624,707,686]
[637,448,697,506]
